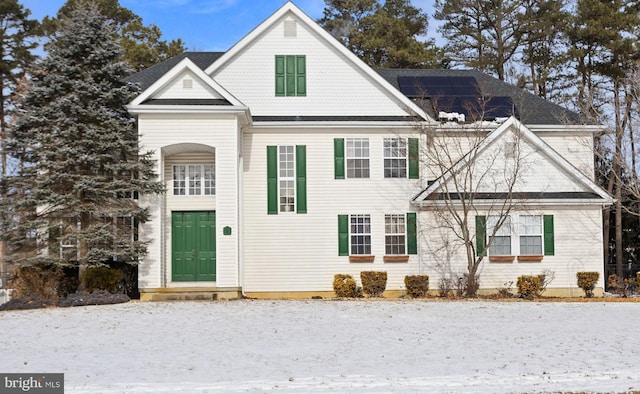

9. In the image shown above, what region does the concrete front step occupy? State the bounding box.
[140,287,242,301]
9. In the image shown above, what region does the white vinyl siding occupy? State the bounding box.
[138,113,240,289]
[242,131,419,292]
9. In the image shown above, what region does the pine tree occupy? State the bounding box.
[42,0,185,72]
[435,0,525,80]
[0,0,40,280]
[5,3,163,283]
[520,0,568,100]
[357,0,442,68]
[319,0,442,68]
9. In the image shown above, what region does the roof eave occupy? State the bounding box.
[411,198,614,209]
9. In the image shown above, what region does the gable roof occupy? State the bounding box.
[200,1,430,122]
[412,117,613,207]
[376,69,585,125]
[123,3,589,127]
[124,52,224,92]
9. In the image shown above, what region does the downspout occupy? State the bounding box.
[239,124,246,298]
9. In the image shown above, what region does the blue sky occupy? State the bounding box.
[20,0,438,52]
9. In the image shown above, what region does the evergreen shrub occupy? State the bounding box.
[333,274,357,298]
[84,267,123,293]
[360,271,387,297]
[404,275,429,298]
[517,275,541,299]
[577,272,599,298]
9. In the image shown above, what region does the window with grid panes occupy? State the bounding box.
[346,138,369,178]
[488,215,511,256]
[350,214,371,254]
[385,214,406,254]
[172,165,215,196]
[279,146,295,212]
[383,138,407,178]
[519,215,543,255]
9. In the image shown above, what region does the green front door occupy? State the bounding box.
[172,211,216,281]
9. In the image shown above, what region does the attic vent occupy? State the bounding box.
[284,19,297,37]
[183,78,193,89]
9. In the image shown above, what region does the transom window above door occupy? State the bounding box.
[172,164,215,196]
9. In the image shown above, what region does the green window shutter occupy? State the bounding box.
[338,215,349,256]
[275,56,285,96]
[296,56,306,96]
[544,215,554,256]
[334,138,345,179]
[267,146,278,214]
[408,138,419,179]
[296,145,307,214]
[407,212,417,255]
[285,55,296,96]
[476,216,486,257]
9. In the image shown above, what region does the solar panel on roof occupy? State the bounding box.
[397,75,519,121]
[484,96,518,119]
[397,76,481,98]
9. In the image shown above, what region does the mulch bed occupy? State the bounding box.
[0,290,130,311]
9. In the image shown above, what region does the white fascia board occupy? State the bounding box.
[413,116,613,203]
[412,198,614,209]
[528,124,605,134]
[250,120,419,130]
[129,58,246,107]
[204,2,433,123]
[127,105,252,125]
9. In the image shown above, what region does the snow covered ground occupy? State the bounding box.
[1,299,639,393]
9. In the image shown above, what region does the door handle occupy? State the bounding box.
[192,250,195,260]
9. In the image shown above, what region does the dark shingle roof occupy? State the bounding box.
[124,52,224,91]
[376,69,584,125]
[125,53,586,126]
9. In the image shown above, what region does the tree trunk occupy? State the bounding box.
[614,81,624,278]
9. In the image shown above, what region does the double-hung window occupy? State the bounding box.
[338,213,417,257]
[275,55,306,96]
[383,138,407,178]
[385,214,405,254]
[350,214,371,255]
[279,146,295,212]
[477,214,554,258]
[346,138,370,178]
[172,164,215,196]
[519,215,543,255]
[487,215,512,256]
[267,145,307,214]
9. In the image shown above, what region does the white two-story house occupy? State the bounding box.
[125,2,612,300]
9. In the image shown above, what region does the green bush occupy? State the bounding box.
[404,275,429,298]
[360,271,387,298]
[333,274,357,298]
[84,267,123,293]
[517,275,541,300]
[577,272,599,298]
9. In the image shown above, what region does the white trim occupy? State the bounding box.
[412,117,614,205]
[130,58,246,107]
